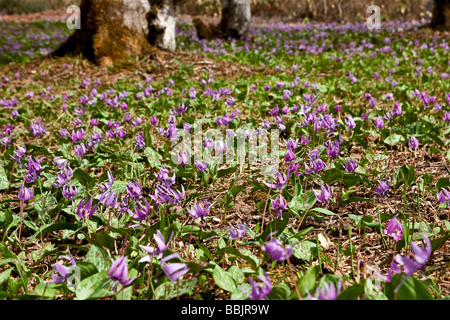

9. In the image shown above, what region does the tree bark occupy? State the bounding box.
[52,0,179,66]
[430,0,450,30]
[147,0,180,52]
[193,0,251,40]
[219,0,251,39]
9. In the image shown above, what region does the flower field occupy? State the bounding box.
[0,12,449,301]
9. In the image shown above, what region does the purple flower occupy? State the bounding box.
[313,184,332,203]
[443,111,450,122]
[150,115,158,126]
[394,235,431,276]
[77,197,99,219]
[271,195,288,219]
[408,137,419,149]
[263,168,288,190]
[126,180,142,199]
[241,271,272,300]
[300,135,311,145]
[344,115,356,130]
[374,116,384,129]
[384,214,404,242]
[178,151,189,167]
[392,102,402,116]
[62,183,77,200]
[108,257,135,286]
[70,128,85,143]
[375,180,390,197]
[343,158,359,173]
[47,249,77,285]
[261,238,293,262]
[326,140,340,158]
[228,223,248,240]
[160,253,189,282]
[195,160,208,173]
[74,143,86,158]
[437,187,450,204]
[187,201,210,222]
[18,184,34,202]
[128,198,151,227]
[139,230,173,261]
[308,282,342,300]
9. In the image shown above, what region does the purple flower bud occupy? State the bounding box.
[384,214,404,242]
[313,183,332,202]
[18,184,34,202]
[408,137,419,149]
[108,257,135,286]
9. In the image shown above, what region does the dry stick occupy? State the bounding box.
[18,200,24,241]
[285,247,301,300]
[260,177,273,236]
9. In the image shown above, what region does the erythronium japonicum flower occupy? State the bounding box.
[271,195,288,219]
[228,223,248,240]
[77,197,99,220]
[160,253,189,282]
[437,187,450,205]
[313,183,332,203]
[384,214,404,242]
[108,257,135,287]
[408,137,419,150]
[241,271,272,300]
[187,201,210,222]
[394,234,431,277]
[343,158,358,173]
[46,249,78,286]
[139,230,173,261]
[307,282,342,300]
[261,237,293,262]
[375,180,390,197]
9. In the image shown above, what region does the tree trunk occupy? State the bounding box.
[193,0,251,40]
[53,0,179,66]
[430,0,450,30]
[219,0,251,39]
[147,0,180,52]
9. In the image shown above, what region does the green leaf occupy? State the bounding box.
[297,265,318,297]
[144,147,162,167]
[228,266,245,285]
[0,166,8,191]
[291,241,317,261]
[289,192,317,212]
[213,265,237,292]
[385,275,434,300]
[267,283,291,300]
[95,231,115,251]
[430,233,450,252]
[73,168,95,189]
[384,134,403,146]
[224,247,260,269]
[75,272,113,300]
[153,278,197,300]
[229,185,246,198]
[259,212,290,241]
[398,164,416,187]
[217,166,238,178]
[336,284,364,300]
[85,245,111,273]
[310,207,337,216]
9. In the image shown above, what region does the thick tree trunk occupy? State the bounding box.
[193,0,251,40]
[147,0,180,52]
[53,0,179,66]
[430,0,450,30]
